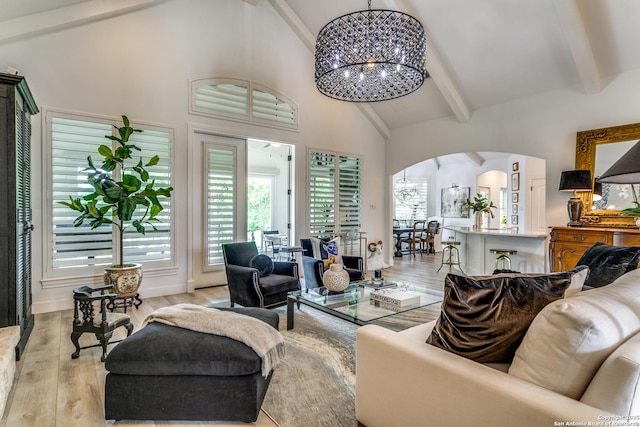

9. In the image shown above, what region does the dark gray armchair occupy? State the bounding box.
[300,238,364,290]
[222,241,300,308]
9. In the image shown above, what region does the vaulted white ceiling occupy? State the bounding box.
[3,0,640,138]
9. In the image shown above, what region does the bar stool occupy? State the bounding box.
[490,248,518,270]
[437,239,464,273]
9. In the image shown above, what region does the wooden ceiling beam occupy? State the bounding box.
[0,0,167,46]
[552,0,601,94]
[384,0,471,123]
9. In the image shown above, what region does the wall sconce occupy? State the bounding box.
[559,170,592,226]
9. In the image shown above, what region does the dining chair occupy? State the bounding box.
[400,220,426,257]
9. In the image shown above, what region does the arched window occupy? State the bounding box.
[190,78,298,130]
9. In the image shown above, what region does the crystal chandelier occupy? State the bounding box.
[394,170,417,204]
[315,0,428,102]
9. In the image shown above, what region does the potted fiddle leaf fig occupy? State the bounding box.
[60,115,173,308]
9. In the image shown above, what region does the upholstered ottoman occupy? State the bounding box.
[104,307,280,422]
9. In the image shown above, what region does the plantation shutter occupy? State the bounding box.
[51,116,114,270]
[205,144,237,267]
[338,155,362,232]
[308,150,362,237]
[122,127,173,264]
[191,78,298,130]
[49,114,174,276]
[193,81,249,119]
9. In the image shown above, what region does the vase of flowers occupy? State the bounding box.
[463,193,497,230]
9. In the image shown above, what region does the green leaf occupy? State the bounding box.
[98,145,113,158]
[104,184,123,199]
[121,174,141,193]
[146,155,159,167]
[118,198,137,222]
[122,115,130,127]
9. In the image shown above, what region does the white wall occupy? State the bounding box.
[0,0,386,313]
[387,69,640,247]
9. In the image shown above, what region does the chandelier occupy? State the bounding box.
[314,0,428,102]
[394,170,417,204]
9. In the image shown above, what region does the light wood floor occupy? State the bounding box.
[0,252,448,427]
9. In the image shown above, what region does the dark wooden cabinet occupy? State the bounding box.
[549,226,640,272]
[0,73,37,360]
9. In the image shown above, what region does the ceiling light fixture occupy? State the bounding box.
[314,0,428,102]
[394,169,418,204]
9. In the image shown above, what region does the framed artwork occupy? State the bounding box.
[512,162,519,172]
[441,186,470,218]
[511,215,519,225]
[512,193,519,203]
[511,173,520,191]
[512,204,518,214]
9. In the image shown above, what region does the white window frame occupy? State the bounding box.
[42,110,176,284]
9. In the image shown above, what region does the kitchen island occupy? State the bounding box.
[443,226,548,274]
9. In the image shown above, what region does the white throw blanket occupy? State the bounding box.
[143,304,285,377]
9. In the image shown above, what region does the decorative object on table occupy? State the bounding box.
[462,193,497,230]
[393,169,418,205]
[558,169,592,227]
[511,172,520,191]
[597,140,640,227]
[441,185,470,218]
[370,288,420,309]
[59,115,173,311]
[366,240,388,271]
[300,238,364,290]
[322,263,350,292]
[314,0,427,102]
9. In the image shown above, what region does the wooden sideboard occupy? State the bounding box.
[549,226,640,272]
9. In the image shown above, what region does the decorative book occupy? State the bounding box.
[369,290,420,307]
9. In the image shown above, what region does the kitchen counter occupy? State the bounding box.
[443,226,548,274]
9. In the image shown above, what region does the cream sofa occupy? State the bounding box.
[356,269,640,427]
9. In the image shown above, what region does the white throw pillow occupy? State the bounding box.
[309,237,323,259]
[508,269,640,399]
[581,333,640,416]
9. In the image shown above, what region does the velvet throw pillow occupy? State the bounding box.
[576,242,640,288]
[249,254,274,277]
[426,266,588,363]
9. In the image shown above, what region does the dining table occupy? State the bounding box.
[392,227,413,257]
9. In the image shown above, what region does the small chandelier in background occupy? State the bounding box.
[314,0,428,102]
[394,170,418,204]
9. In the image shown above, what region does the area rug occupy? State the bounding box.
[261,302,442,427]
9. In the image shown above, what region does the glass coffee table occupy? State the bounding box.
[286,281,442,330]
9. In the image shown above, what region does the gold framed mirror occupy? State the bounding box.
[575,122,640,228]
